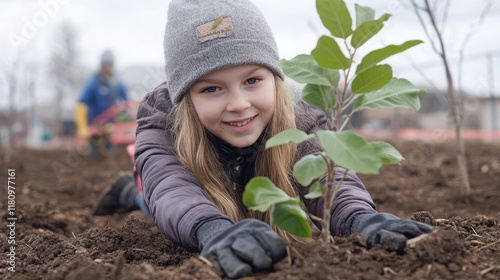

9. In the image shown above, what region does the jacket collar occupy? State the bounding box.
[207,128,266,163]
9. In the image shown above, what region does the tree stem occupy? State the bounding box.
[321,157,335,243]
[423,0,471,196]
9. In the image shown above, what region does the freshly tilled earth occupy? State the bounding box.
[1,140,499,279]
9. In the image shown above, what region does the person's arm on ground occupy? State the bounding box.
[134,82,232,250]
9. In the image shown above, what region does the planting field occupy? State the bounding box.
[1,140,499,279]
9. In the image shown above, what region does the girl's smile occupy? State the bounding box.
[189,64,275,148]
[224,115,256,131]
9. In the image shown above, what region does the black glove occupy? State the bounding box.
[200,218,287,279]
[351,212,435,255]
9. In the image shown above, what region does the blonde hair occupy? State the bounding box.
[173,74,308,243]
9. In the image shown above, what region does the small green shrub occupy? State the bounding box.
[243,0,424,242]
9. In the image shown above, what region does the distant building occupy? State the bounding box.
[476,96,500,131]
[353,89,492,132]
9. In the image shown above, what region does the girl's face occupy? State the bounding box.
[189,64,275,148]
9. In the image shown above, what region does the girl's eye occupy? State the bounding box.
[246,77,261,85]
[201,86,219,93]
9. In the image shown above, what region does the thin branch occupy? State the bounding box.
[401,50,449,107]
[342,94,358,112]
[321,156,335,243]
[439,0,451,33]
[405,53,441,92]
[409,0,441,55]
[458,0,494,94]
[330,168,349,207]
[338,113,352,132]
[408,0,426,11]
[475,238,500,252]
[481,265,500,276]
[430,0,439,12]
[422,0,454,98]
[412,0,471,195]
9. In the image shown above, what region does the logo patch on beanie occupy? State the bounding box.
[196,17,234,43]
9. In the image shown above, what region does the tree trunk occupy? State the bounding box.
[445,60,471,196]
[422,0,471,196]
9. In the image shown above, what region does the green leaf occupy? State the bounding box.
[371,141,403,164]
[351,14,390,48]
[312,36,350,70]
[351,64,392,94]
[351,21,382,49]
[272,202,312,237]
[377,14,391,23]
[278,55,340,87]
[317,0,352,39]
[304,182,324,199]
[317,130,401,174]
[265,129,314,149]
[293,154,328,186]
[353,78,422,111]
[355,4,375,27]
[211,16,224,30]
[356,40,423,74]
[301,84,337,112]
[243,177,295,212]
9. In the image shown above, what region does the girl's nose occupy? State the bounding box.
[226,89,251,112]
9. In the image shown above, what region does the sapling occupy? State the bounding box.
[243,0,424,243]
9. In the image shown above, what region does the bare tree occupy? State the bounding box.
[409,0,494,196]
[1,50,38,149]
[49,21,82,137]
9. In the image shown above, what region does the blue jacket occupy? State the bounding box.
[79,74,127,124]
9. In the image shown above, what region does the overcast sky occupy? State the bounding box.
[1,0,500,106]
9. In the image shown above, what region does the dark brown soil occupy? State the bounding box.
[1,140,499,279]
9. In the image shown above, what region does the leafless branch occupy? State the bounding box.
[457,0,494,94]
[409,0,441,55]
[405,53,440,92]
[0,47,39,148]
[50,21,82,137]
[410,0,471,195]
[439,0,451,33]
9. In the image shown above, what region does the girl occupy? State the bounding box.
[134,0,434,278]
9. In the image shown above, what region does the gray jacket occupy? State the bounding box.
[134,82,376,251]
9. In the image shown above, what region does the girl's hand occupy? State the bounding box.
[353,212,435,255]
[200,219,287,278]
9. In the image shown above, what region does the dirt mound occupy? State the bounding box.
[1,141,499,279]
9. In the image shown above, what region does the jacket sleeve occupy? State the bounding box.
[134,82,232,250]
[295,101,377,236]
[79,77,95,105]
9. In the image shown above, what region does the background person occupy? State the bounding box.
[74,50,127,157]
[73,51,151,218]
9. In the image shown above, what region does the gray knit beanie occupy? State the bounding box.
[164,0,285,104]
[100,50,114,65]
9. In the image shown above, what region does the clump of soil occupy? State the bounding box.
[1,141,499,279]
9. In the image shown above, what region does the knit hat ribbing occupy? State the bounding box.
[164,0,285,104]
